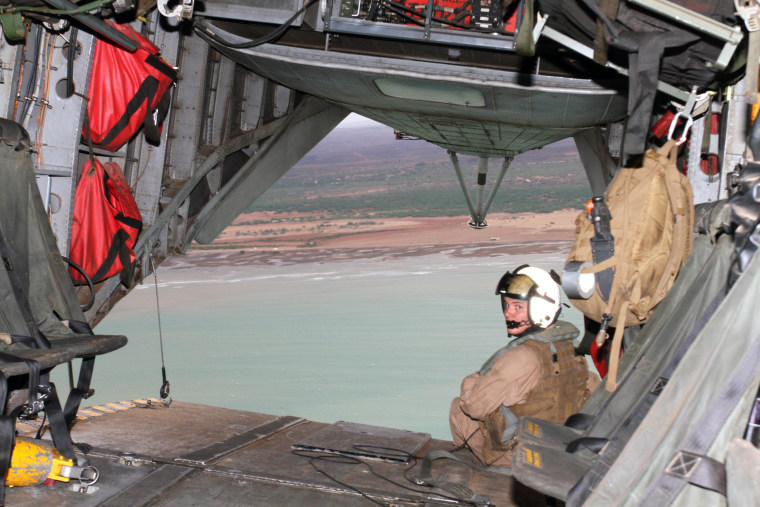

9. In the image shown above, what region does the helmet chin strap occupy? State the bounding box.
[505,319,531,330]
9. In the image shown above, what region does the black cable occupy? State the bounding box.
[35,410,48,439]
[66,27,78,98]
[193,0,319,49]
[291,443,485,506]
[382,2,425,27]
[62,255,95,312]
[453,0,473,15]
[290,450,386,506]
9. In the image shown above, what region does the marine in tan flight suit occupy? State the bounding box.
[449,265,596,467]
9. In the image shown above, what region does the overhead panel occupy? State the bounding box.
[202,0,308,25]
[201,21,626,157]
[375,77,486,107]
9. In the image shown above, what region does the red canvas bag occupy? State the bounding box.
[70,160,142,284]
[83,21,176,152]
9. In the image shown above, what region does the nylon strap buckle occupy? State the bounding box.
[20,400,44,419]
[665,450,727,495]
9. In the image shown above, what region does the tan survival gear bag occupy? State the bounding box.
[562,140,694,391]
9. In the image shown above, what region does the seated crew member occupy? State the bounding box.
[449,265,594,467]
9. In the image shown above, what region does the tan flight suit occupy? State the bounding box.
[449,321,593,467]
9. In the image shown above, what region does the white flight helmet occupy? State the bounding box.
[495,265,561,329]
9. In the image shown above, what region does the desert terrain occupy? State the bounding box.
[166,121,587,268]
[168,209,579,268]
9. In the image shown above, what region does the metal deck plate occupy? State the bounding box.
[5,401,542,506]
[292,420,430,464]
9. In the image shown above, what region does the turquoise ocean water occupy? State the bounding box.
[57,244,584,441]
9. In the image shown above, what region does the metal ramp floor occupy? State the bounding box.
[7,401,548,506]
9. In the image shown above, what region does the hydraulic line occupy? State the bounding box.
[194,0,319,49]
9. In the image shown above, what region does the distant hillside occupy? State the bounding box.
[249,123,591,218]
[295,124,447,169]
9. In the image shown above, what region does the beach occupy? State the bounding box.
[169,209,579,268]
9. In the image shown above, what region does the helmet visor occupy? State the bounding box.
[495,273,535,300]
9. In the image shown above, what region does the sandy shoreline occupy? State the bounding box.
[166,240,575,268]
[165,209,579,268]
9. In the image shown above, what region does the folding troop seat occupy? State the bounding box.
[0,118,126,498]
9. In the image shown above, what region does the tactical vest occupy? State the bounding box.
[478,322,590,464]
[509,339,590,423]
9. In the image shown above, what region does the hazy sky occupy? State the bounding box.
[336,112,383,129]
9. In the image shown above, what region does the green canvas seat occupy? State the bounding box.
[0,118,126,477]
[0,118,126,368]
[0,119,125,345]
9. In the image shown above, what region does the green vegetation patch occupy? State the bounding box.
[247,149,590,219]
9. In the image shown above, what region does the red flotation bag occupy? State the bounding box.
[83,21,176,152]
[70,160,142,284]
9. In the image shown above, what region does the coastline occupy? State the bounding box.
[167,209,579,268]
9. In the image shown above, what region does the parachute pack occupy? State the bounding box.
[83,21,176,152]
[562,140,694,390]
[69,159,142,285]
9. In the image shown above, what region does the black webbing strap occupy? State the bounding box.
[566,437,608,454]
[63,356,94,429]
[616,30,697,158]
[0,349,79,471]
[38,371,79,462]
[0,353,48,504]
[0,372,16,507]
[62,320,95,429]
[141,74,172,146]
[94,75,160,149]
[0,353,86,467]
[90,228,133,285]
[0,351,41,413]
[564,413,596,431]
[577,0,697,158]
[729,214,760,288]
[567,284,728,505]
[637,332,760,504]
[7,335,38,348]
